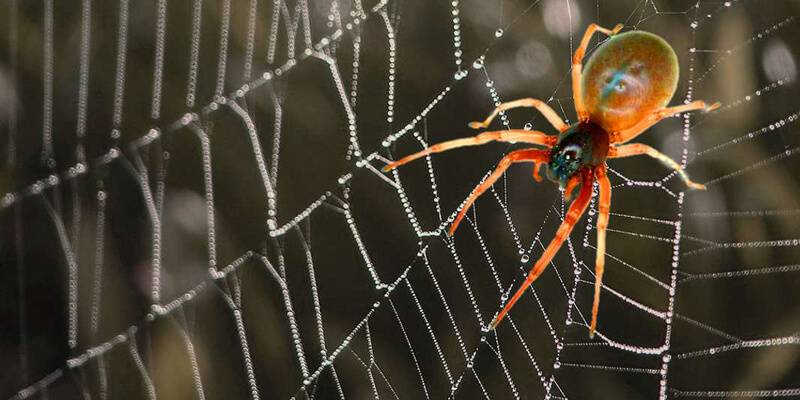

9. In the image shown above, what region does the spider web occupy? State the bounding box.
[1,0,799,399]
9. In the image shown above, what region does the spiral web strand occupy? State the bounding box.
[1,0,799,399]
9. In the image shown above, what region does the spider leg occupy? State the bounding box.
[590,165,611,338]
[572,23,625,121]
[449,149,550,236]
[489,168,595,330]
[609,143,706,190]
[468,98,569,132]
[610,100,720,144]
[383,130,556,171]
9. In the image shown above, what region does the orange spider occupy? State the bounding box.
[383,24,719,337]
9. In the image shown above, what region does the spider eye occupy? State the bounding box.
[561,144,582,161]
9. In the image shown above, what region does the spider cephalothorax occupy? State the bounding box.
[384,24,718,337]
[546,122,609,188]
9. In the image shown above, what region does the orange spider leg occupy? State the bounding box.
[609,143,706,190]
[572,23,625,120]
[468,98,569,132]
[590,165,611,338]
[489,168,595,330]
[383,130,556,172]
[610,100,720,144]
[449,149,550,236]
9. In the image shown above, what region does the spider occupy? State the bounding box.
[383,24,719,337]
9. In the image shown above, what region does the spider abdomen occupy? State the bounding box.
[546,122,609,186]
[581,31,679,133]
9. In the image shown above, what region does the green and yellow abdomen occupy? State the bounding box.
[581,31,679,133]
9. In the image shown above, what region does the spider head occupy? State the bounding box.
[546,122,609,187]
[546,143,584,186]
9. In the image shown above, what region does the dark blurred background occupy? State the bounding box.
[1,0,800,399]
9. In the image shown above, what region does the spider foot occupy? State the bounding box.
[488,314,501,331]
[468,121,488,130]
[704,101,721,112]
[610,23,624,35]
[686,180,707,191]
[447,208,468,236]
[382,163,397,172]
